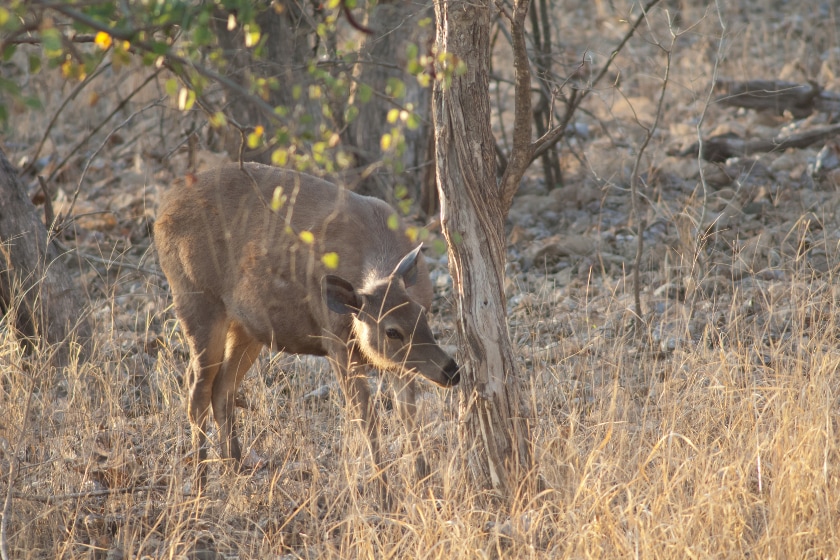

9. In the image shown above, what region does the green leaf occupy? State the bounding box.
[406,43,418,59]
[385,77,405,99]
[406,113,421,130]
[27,53,39,72]
[2,44,16,62]
[0,77,20,95]
[165,78,179,97]
[345,105,359,123]
[23,96,42,110]
[357,83,372,103]
[398,198,411,215]
[41,28,63,58]
[387,213,399,231]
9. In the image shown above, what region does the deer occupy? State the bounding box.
[154,163,460,505]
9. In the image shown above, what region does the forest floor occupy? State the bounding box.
[3,1,840,558]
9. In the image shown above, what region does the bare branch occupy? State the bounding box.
[630,27,676,333]
[43,69,162,187]
[22,60,111,176]
[532,0,663,160]
[498,0,534,211]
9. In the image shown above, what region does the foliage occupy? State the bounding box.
[0,0,456,188]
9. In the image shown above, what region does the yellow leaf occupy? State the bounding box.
[272,148,288,166]
[299,231,315,244]
[386,109,399,123]
[209,112,227,128]
[380,133,392,151]
[270,187,287,211]
[321,252,339,269]
[60,59,73,78]
[94,31,112,50]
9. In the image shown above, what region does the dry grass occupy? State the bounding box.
[2,0,840,558]
[3,259,840,558]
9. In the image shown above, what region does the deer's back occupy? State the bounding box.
[154,164,432,351]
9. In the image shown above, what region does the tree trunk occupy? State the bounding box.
[432,0,533,498]
[348,0,435,201]
[0,148,90,362]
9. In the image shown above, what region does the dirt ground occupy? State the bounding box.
[2,0,840,557]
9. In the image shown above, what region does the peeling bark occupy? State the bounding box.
[432,0,533,498]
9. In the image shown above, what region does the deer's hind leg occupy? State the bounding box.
[212,321,262,464]
[172,292,229,486]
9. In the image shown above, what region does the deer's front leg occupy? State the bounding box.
[331,348,390,508]
[391,374,429,480]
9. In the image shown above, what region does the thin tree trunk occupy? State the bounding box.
[0,148,90,361]
[432,0,533,498]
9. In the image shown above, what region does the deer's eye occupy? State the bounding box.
[385,328,403,340]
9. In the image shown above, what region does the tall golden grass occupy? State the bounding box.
[2,259,840,558]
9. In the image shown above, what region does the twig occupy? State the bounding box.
[2,34,95,46]
[532,0,663,160]
[52,239,165,279]
[36,1,281,126]
[630,12,675,333]
[44,69,162,190]
[22,60,111,176]
[341,0,374,34]
[498,0,534,211]
[62,92,164,228]
[36,176,55,230]
[691,0,728,304]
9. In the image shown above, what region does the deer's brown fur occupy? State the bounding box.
[154,163,459,502]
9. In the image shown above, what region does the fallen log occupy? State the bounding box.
[674,123,840,162]
[715,79,840,118]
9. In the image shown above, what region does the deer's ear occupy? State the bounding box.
[323,275,360,314]
[393,244,422,288]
